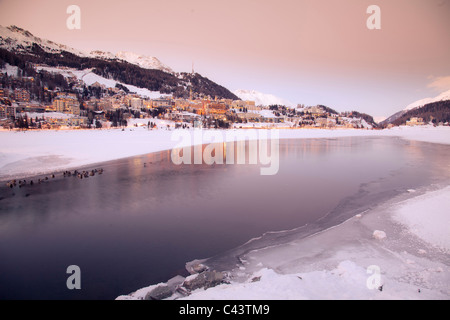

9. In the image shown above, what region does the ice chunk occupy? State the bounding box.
[373,230,387,240]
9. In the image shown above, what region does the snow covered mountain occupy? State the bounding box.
[404,89,450,111]
[234,89,294,107]
[382,89,450,125]
[89,50,174,74]
[115,51,174,74]
[0,25,239,100]
[0,25,173,74]
[0,25,89,57]
[89,50,117,61]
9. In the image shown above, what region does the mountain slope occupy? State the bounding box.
[382,89,450,125]
[0,25,89,57]
[0,25,174,74]
[0,25,238,100]
[404,90,450,112]
[391,100,450,126]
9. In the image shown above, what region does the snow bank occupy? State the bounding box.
[393,186,450,252]
[182,262,387,300]
[381,125,450,145]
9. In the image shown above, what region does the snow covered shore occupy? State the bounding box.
[1,125,449,181]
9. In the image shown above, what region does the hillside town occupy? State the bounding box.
[0,68,377,131]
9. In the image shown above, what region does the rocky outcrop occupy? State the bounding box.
[138,265,227,300]
[182,270,225,291]
[144,285,173,300]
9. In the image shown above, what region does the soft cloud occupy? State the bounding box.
[427,76,450,92]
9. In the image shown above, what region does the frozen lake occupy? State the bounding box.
[0,136,449,299]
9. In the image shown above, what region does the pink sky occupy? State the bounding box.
[1,0,449,118]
